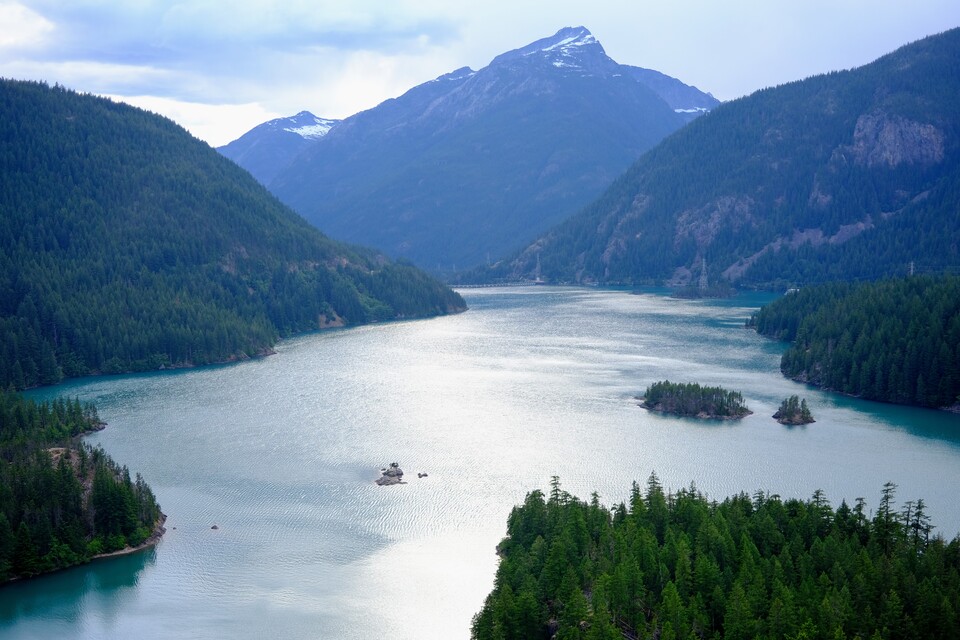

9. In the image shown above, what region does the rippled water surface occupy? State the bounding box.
[4,287,960,639]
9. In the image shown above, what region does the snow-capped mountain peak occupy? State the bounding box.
[539,28,597,53]
[492,26,610,73]
[277,111,338,139]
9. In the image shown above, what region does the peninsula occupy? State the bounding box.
[0,390,164,582]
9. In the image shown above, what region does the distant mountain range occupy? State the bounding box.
[473,28,960,287]
[0,79,463,390]
[219,111,339,185]
[220,27,718,270]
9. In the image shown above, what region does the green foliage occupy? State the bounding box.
[472,478,960,640]
[0,79,465,390]
[774,395,815,424]
[641,380,751,418]
[752,275,960,408]
[0,389,161,581]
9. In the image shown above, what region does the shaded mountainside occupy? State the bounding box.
[751,276,960,409]
[0,79,464,390]
[474,28,960,287]
[231,27,717,271]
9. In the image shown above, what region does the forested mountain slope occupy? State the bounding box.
[249,27,717,270]
[0,79,464,390]
[479,28,960,287]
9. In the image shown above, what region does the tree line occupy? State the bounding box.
[750,275,960,409]
[0,390,161,581]
[472,476,959,640]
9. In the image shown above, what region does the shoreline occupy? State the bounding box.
[639,399,753,420]
[2,514,167,585]
[88,513,167,564]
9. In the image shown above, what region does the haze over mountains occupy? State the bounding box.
[221,27,718,270]
[478,28,960,287]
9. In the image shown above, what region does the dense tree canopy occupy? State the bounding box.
[751,276,960,408]
[773,396,815,425]
[0,390,161,581]
[641,381,751,419]
[473,477,959,640]
[0,79,464,390]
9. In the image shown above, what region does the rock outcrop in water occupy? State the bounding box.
[376,462,405,486]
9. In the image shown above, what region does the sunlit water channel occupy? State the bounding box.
[4,287,960,639]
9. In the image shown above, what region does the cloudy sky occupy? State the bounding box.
[2,1,958,146]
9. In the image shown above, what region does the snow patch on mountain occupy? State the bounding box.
[541,31,597,53]
[431,66,476,83]
[284,120,336,139]
[281,113,338,139]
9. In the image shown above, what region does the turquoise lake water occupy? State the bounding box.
[3,287,959,639]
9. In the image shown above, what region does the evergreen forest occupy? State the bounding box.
[750,276,960,409]
[472,477,960,640]
[641,381,751,419]
[0,390,162,581]
[0,79,465,391]
[773,396,815,425]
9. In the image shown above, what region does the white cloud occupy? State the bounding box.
[104,94,282,147]
[0,2,54,49]
[2,0,959,145]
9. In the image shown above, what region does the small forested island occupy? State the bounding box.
[750,275,960,410]
[472,476,959,640]
[639,381,751,419]
[773,395,815,425]
[0,390,163,581]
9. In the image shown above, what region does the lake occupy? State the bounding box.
[4,287,959,639]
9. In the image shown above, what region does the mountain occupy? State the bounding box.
[224,27,718,270]
[219,111,339,185]
[0,79,464,390]
[478,28,960,287]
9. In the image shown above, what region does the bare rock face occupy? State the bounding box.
[848,112,945,168]
[674,196,755,251]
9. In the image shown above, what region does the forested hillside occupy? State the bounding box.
[750,275,960,409]
[0,79,464,390]
[474,28,960,287]
[472,477,960,640]
[0,390,162,581]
